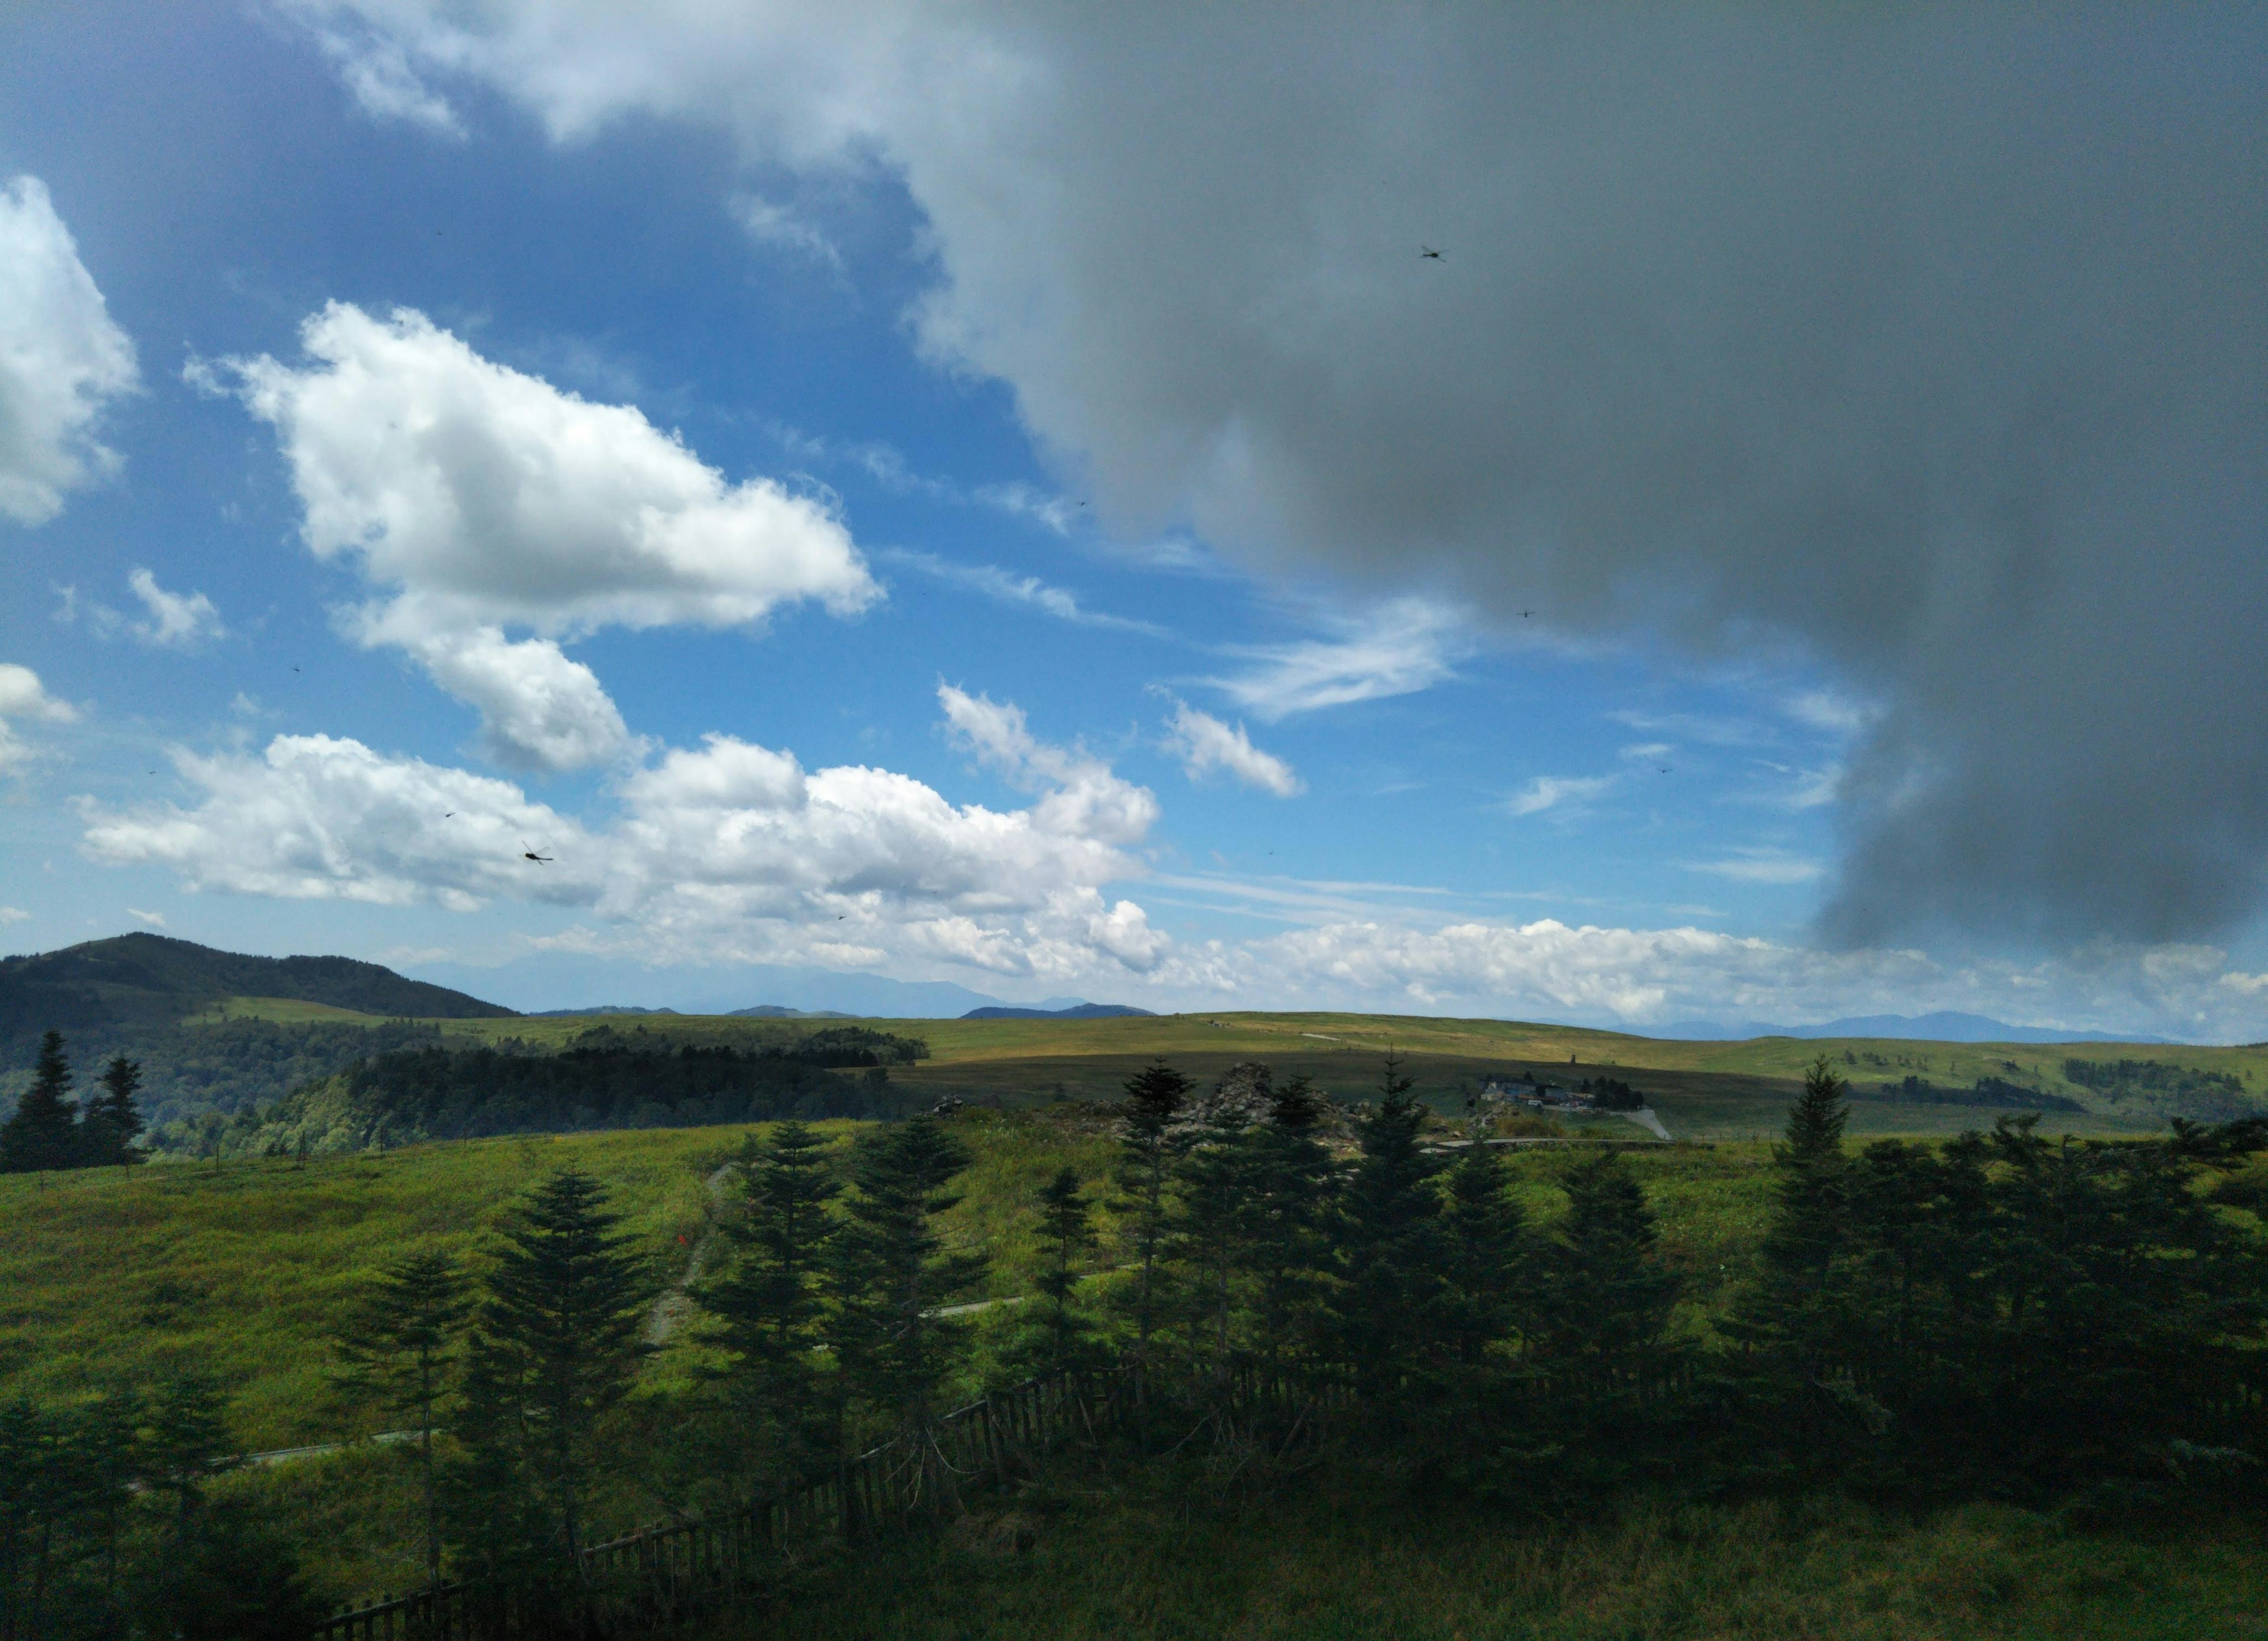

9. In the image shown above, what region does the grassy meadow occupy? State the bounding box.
[714,1484,2268,1641]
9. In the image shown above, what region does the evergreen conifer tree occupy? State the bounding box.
[1110,1059,1191,1418]
[0,1033,80,1175]
[138,1375,235,1534]
[826,1118,984,1456]
[80,1056,146,1168]
[1236,1075,1338,1394]
[1726,1054,1851,1369]
[335,1251,470,1593]
[478,1170,649,1566]
[1536,1152,1680,1373]
[1028,1168,1097,1374]
[1335,1054,1446,1409]
[1173,1104,1256,1391]
[699,1121,840,1483]
[1438,1139,1531,1373]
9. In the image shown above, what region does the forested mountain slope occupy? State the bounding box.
[0,932,513,1051]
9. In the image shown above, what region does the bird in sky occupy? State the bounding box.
[1420,245,1443,259]
[443,812,455,818]
[1520,610,1534,618]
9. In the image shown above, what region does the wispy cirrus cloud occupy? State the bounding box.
[1507,774,1615,818]
[1211,596,1467,720]
[1684,848,1825,886]
[882,549,1167,636]
[1159,699,1302,797]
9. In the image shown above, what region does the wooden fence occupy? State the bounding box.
[312,1365,1128,1641]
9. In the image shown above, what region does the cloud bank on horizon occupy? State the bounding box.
[289,0,2268,948]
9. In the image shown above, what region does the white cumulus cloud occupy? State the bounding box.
[202,302,878,769]
[1161,700,1302,797]
[80,691,1168,979]
[127,569,225,649]
[0,663,77,773]
[0,176,138,526]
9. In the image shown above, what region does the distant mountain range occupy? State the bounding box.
[962,1003,1157,1021]
[1661,1010,2176,1046]
[1,932,513,1049]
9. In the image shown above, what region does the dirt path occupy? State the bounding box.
[645,1161,737,1347]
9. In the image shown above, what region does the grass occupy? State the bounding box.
[0,1128,733,1451]
[711,1482,2268,1640]
[181,995,400,1025]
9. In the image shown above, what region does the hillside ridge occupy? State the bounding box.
[0,932,515,1046]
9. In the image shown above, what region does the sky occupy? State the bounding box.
[2,2,2264,1037]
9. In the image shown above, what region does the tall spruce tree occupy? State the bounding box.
[699,1121,840,1483]
[826,1117,984,1452]
[1173,1105,1256,1391]
[1728,1054,1851,1368]
[1535,1152,1680,1373]
[1028,1168,1098,1375]
[138,1375,235,1534]
[478,1170,649,1566]
[1335,1053,1446,1408]
[80,1057,146,1168]
[1438,1139,1531,1373]
[0,1033,80,1176]
[1236,1075,1338,1393]
[335,1251,471,1593]
[1111,1059,1191,1413]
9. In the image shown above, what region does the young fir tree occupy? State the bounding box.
[80,1056,147,1168]
[699,1121,840,1483]
[1335,1053,1446,1409]
[334,1251,471,1593]
[1536,1152,1680,1374]
[0,1032,80,1175]
[1110,1059,1192,1409]
[825,1117,985,1451]
[1173,1101,1257,1392]
[1027,1168,1098,1375]
[138,1374,236,1535]
[1236,1075,1338,1393]
[1438,1139,1532,1374]
[477,1170,650,1567]
[1726,1054,1852,1369]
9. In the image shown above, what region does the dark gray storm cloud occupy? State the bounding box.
[318,1,2268,944]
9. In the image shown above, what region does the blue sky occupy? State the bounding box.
[3,4,2263,1037]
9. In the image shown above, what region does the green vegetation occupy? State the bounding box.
[716,1487,2268,1640]
[6,988,2268,1636]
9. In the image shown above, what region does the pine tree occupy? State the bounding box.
[1438,1139,1531,1372]
[1335,1053,1446,1409]
[699,1121,840,1483]
[478,1170,650,1566]
[1110,1059,1191,1412]
[1237,1075,1338,1394]
[826,1118,984,1451]
[1536,1152,1680,1373]
[138,1374,235,1533]
[79,1056,146,1168]
[1029,1168,1097,1375]
[1729,1054,1852,1369]
[1173,1100,1259,1391]
[0,1033,80,1175]
[335,1251,471,1593]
